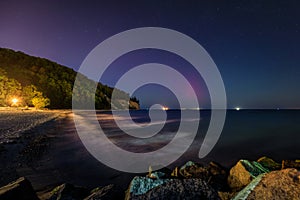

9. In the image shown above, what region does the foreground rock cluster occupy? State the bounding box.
[126,157,300,200]
[0,157,299,200]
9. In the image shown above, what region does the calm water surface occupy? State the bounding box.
[96,109,300,168]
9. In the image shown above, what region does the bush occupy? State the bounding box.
[32,96,50,109]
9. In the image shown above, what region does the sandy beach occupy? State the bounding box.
[0,109,61,144]
[0,109,137,199]
[0,110,63,187]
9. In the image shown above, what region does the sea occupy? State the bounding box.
[92,109,300,168]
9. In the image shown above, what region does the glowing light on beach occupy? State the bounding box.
[235,107,240,111]
[11,98,19,104]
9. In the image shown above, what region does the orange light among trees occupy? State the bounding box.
[12,98,18,104]
[11,98,19,106]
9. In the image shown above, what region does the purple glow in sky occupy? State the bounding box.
[0,0,299,109]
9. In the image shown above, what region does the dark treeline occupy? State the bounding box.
[0,48,139,109]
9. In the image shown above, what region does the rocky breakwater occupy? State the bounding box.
[0,157,299,199]
[227,157,300,200]
[125,161,228,200]
[126,157,300,200]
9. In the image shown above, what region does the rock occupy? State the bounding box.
[148,171,165,179]
[227,160,269,191]
[218,191,236,200]
[228,161,252,191]
[125,162,224,200]
[207,162,228,191]
[172,161,228,192]
[127,178,220,200]
[231,173,265,200]
[208,162,227,176]
[171,167,178,177]
[46,183,89,200]
[257,156,281,170]
[0,177,39,200]
[179,161,209,179]
[125,176,170,199]
[84,184,114,200]
[282,160,300,170]
[233,168,300,200]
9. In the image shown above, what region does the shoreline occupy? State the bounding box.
[0,109,65,144]
[0,110,136,198]
[0,109,300,199]
[0,110,70,187]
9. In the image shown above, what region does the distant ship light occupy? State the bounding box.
[162,106,169,111]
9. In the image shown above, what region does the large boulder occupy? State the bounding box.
[84,184,114,200]
[179,161,209,179]
[217,191,236,200]
[177,161,227,191]
[127,178,220,200]
[125,176,170,199]
[257,156,281,171]
[233,168,300,200]
[126,161,227,199]
[126,161,224,200]
[282,160,300,170]
[0,177,39,200]
[227,160,269,191]
[207,162,228,191]
[40,184,118,200]
[46,183,89,200]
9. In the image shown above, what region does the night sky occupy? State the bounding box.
[0,0,299,109]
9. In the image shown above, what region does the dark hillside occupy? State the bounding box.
[0,48,139,109]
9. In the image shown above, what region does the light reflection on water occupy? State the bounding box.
[94,110,300,167]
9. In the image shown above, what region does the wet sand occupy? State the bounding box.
[0,109,60,144]
[0,110,137,199]
[0,110,60,186]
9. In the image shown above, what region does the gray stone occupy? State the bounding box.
[46,183,89,200]
[0,177,39,200]
[127,178,220,200]
[84,184,114,200]
[179,161,209,179]
[126,176,170,197]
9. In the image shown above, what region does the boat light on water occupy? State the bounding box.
[162,106,169,111]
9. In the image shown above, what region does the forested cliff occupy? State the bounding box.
[0,48,139,109]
